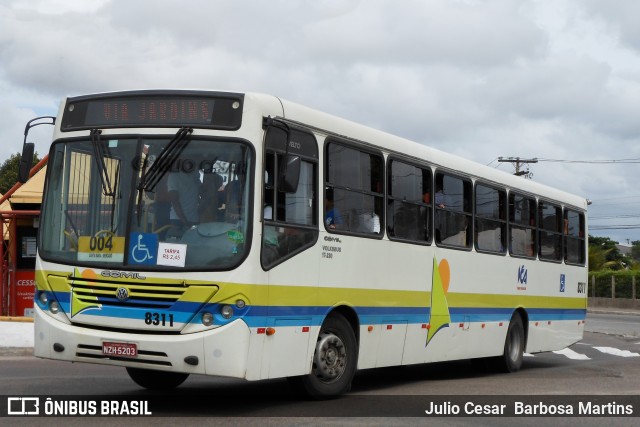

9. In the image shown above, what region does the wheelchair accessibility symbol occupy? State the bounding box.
[129,233,158,265]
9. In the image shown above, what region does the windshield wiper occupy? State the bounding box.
[136,127,193,226]
[110,161,121,232]
[90,129,115,197]
[138,127,193,192]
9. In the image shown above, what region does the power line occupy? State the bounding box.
[590,195,640,202]
[590,225,640,230]
[537,158,640,164]
[494,157,640,166]
[590,214,640,220]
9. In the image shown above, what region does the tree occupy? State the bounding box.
[0,152,40,194]
[631,240,640,263]
[588,235,627,271]
[588,244,619,271]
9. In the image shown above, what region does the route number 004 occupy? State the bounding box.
[89,235,113,251]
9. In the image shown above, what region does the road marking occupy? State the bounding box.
[593,347,640,357]
[553,348,590,360]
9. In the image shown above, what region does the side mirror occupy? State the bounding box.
[279,155,301,193]
[18,142,35,183]
[264,117,301,193]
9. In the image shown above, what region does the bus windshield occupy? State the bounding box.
[40,133,252,270]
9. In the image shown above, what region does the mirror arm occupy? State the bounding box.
[18,116,56,183]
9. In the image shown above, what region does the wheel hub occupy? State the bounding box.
[313,332,347,382]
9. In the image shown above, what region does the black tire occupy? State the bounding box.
[126,367,189,390]
[493,313,525,373]
[296,313,358,398]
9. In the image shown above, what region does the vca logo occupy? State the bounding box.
[517,265,528,285]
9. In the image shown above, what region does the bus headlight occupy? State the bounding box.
[38,292,48,306]
[220,305,234,319]
[49,300,61,314]
[201,312,214,326]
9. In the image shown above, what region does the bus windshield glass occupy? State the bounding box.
[39,134,252,270]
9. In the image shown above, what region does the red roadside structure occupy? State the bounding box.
[0,156,47,316]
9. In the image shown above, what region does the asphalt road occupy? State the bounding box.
[585,312,640,337]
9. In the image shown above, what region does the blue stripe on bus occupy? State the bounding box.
[526,308,586,321]
[48,289,586,326]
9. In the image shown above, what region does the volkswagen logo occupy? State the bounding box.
[115,287,130,302]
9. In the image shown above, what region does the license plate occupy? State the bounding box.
[102,341,138,358]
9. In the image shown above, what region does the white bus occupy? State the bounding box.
[23,90,587,397]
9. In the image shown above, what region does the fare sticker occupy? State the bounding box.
[156,242,187,267]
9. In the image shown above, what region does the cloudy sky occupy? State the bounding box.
[1,0,640,244]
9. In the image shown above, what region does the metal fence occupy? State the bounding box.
[588,273,640,310]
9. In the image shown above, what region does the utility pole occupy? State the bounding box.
[498,157,538,179]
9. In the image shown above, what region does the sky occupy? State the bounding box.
[1,0,640,244]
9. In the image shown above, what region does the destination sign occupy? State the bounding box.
[61,91,243,131]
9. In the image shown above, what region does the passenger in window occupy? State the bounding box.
[423,191,431,204]
[167,157,201,232]
[199,168,224,223]
[152,174,172,239]
[224,179,243,222]
[324,188,343,229]
[360,212,381,233]
[435,185,445,208]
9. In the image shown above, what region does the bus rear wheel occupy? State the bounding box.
[126,367,189,390]
[296,313,357,398]
[493,313,525,373]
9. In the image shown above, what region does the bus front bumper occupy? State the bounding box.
[33,306,251,379]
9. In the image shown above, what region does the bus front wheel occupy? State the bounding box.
[296,313,358,398]
[493,313,525,373]
[126,367,189,390]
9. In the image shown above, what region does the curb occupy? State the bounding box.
[0,347,34,357]
[587,307,640,316]
[0,316,34,322]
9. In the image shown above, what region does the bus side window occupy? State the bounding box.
[509,193,536,258]
[475,183,506,254]
[564,209,585,265]
[434,172,472,248]
[387,159,431,243]
[261,127,318,270]
[325,141,383,236]
[538,201,562,262]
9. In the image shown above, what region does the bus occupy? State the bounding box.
[22,90,588,397]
